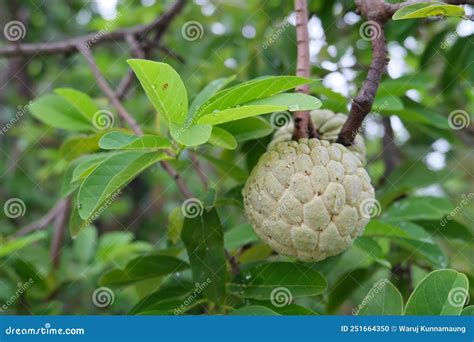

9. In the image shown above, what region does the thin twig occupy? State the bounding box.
[15,199,69,237]
[292,0,317,140]
[0,0,186,58]
[50,198,71,268]
[225,250,240,276]
[189,152,209,191]
[77,44,144,135]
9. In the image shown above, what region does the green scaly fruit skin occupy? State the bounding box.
[242,110,375,262]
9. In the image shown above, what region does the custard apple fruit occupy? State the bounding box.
[242,110,375,262]
[269,109,367,163]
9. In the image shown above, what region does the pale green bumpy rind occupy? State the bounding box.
[268,109,367,164]
[242,138,375,262]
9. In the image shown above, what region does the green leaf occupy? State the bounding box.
[208,126,237,150]
[229,262,327,300]
[353,236,390,268]
[73,226,97,264]
[168,207,184,244]
[54,88,100,122]
[181,208,226,307]
[101,254,189,286]
[169,122,212,146]
[198,105,288,125]
[405,269,469,315]
[357,280,404,315]
[195,76,315,117]
[365,220,447,267]
[78,151,169,220]
[127,59,188,125]
[69,206,91,237]
[30,94,93,132]
[189,76,236,117]
[129,285,195,315]
[393,2,465,20]
[244,93,321,111]
[72,153,111,183]
[61,158,85,197]
[0,232,47,258]
[224,223,259,251]
[218,117,273,142]
[99,131,171,150]
[461,306,474,316]
[327,268,371,313]
[373,96,404,112]
[417,219,473,241]
[200,153,248,182]
[231,305,280,316]
[60,133,105,161]
[382,196,454,221]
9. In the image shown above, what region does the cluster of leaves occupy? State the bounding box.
[28,59,321,235]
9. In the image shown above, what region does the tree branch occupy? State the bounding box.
[15,199,69,237]
[0,0,186,58]
[50,198,71,268]
[292,0,317,140]
[337,0,471,145]
[337,0,389,146]
[77,44,144,135]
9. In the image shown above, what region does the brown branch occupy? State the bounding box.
[77,44,143,135]
[337,0,471,145]
[189,152,209,191]
[292,0,317,141]
[50,198,71,268]
[15,199,69,237]
[337,0,389,146]
[225,249,240,276]
[0,0,186,58]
